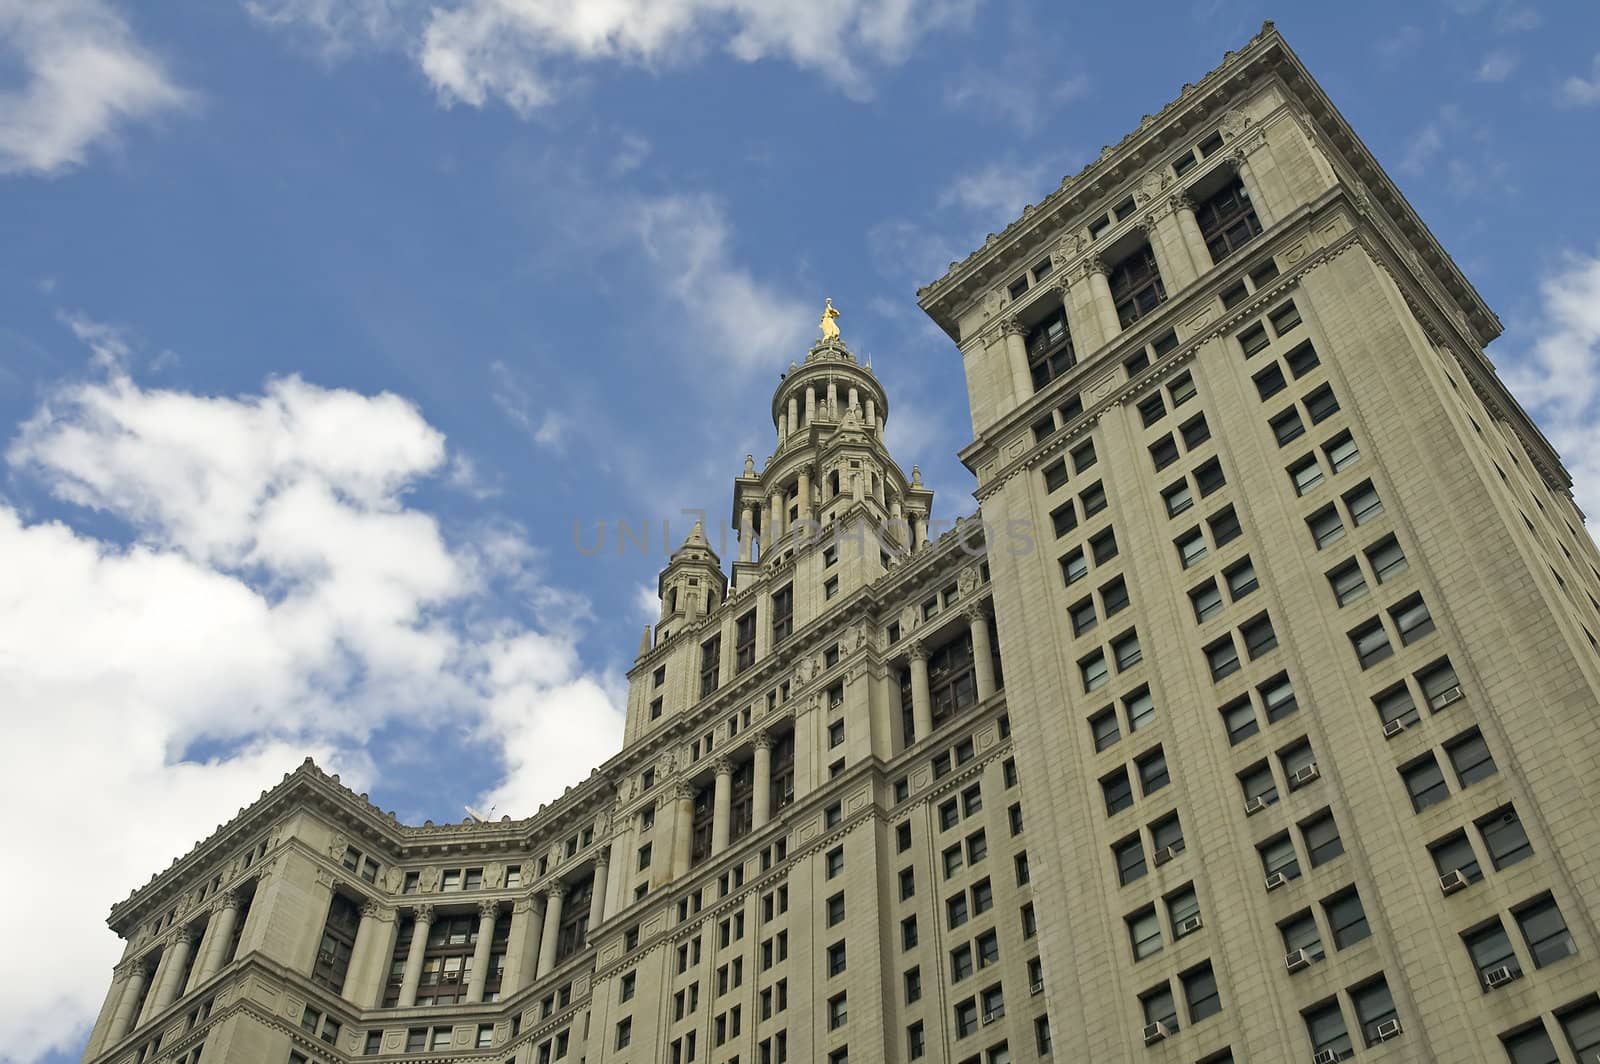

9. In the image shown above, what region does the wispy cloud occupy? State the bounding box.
[937,160,1051,221]
[490,358,571,449]
[1398,123,1444,177]
[249,0,977,115]
[1561,54,1600,106]
[1374,25,1424,66]
[1475,49,1518,83]
[0,0,191,176]
[943,68,1090,134]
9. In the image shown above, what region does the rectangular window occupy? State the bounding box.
[1080,480,1108,517]
[1241,613,1277,659]
[1445,729,1497,788]
[1429,830,1482,884]
[1290,454,1325,496]
[1206,635,1240,681]
[1080,650,1109,692]
[1238,322,1270,358]
[1479,806,1533,869]
[1513,894,1577,969]
[1345,481,1383,526]
[1128,907,1162,961]
[1221,697,1258,744]
[1125,687,1156,731]
[1060,548,1088,586]
[1168,371,1196,406]
[1420,659,1462,710]
[1304,384,1340,424]
[1072,440,1098,474]
[1101,575,1130,616]
[1180,414,1211,450]
[1260,674,1298,722]
[1325,432,1360,472]
[1196,176,1261,262]
[1286,340,1321,378]
[1304,999,1352,1060]
[1391,595,1435,645]
[1102,767,1134,816]
[1194,457,1226,496]
[1042,459,1069,492]
[1239,761,1277,806]
[1366,535,1408,582]
[1226,557,1259,599]
[1260,833,1299,880]
[1301,811,1344,868]
[1328,559,1368,606]
[1324,888,1370,949]
[1281,909,1324,961]
[1150,435,1180,471]
[1254,363,1287,400]
[1163,480,1194,518]
[1090,708,1120,752]
[1138,394,1166,427]
[1109,243,1168,327]
[1114,835,1147,885]
[1113,630,1143,670]
[1191,580,1223,623]
[736,610,756,672]
[1270,406,1306,446]
[1208,506,1242,547]
[1140,984,1178,1033]
[1557,998,1600,1059]
[1051,502,1078,538]
[1182,963,1221,1023]
[1402,754,1450,812]
[1375,684,1419,730]
[1269,300,1302,335]
[770,585,794,645]
[1177,529,1208,569]
[1351,977,1398,1048]
[1091,528,1118,565]
[1350,618,1393,669]
[1308,505,1346,549]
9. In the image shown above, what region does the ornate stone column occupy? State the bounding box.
[587,852,610,938]
[864,397,877,434]
[1171,193,1215,276]
[787,395,799,437]
[776,412,787,442]
[751,732,773,829]
[1000,318,1033,400]
[768,490,783,540]
[535,885,565,979]
[466,901,498,1003]
[797,470,812,521]
[1142,210,1198,292]
[711,758,734,855]
[739,501,756,563]
[340,899,381,1005]
[195,891,240,982]
[908,642,933,743]
[150,928,196,1012]
[825,379,838,415]
[396,904,434,1008]
[670,783,695,878]
[505,893,544,993]
[966,606,997,701]
[1083,256,1123,341]
[804,385,816,425]
[105,960,148,1045]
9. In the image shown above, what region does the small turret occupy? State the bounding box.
[656,520,728,630]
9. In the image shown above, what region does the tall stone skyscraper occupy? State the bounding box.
[83,23,1600,1064]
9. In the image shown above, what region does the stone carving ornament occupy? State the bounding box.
[1136,169,1169,204]
[1053,232,1086,264]
[957,565,981,597]
[1220,108,1251,139]
[419,866,440,892]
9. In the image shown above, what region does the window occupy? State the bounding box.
[1113,630,1142,670]
[1281,910,1324,962]
[1051,502,1077,538]
[1239,761,1278,806]
[1479,806,1533,869]
[1345,480,1384,526]
[1151,813,1183,855]
[824,576,839,599]
[1139,394,1166,427]
[1080,650,1109,692]
[1090,528,1118,564]
[1150,435,1179,471]
[828,992,848,1030]
[616,1018,633,1050]
[954,998,979,1038]
[1556,997,1600,1059]
[736,610,756,672]
[1180,413,1211,450]
[1102,768,1134,816]
[1501,1024,1560,1064]
[1140,983,1179,1033]
[1304,999,1352,1061]
[1114,835,1147,885]
[1177,529,1208,569]
[947,894,969,929]
[1328,560,1368,606]
[1286,340,1321,378]
[1166,886,1200,935]
[1351,977,1398,1048]
[950,944,974,982]
[1254,363,1287,400]
[966,831,988,864]
[1325,432,1360,472]
[1182,963,1221,1024]
[1261,674,1297,722]
[907,1022,926,1060]
[1226,558,1259,599]
[1445,729,1497,788]
[826,846,845,878]
[1420,659,1462,711]
[1072,440,1098,473]
[1125,687,1155,730]
[1241,614,1277,659]
[1514,895,1577,969]
[1289,454,1325,496]
[1269,300,1302,335]
[1270,406,1306,446]
[1402,754,1450,812]
[1060,548,1088,585]
[1196,176,1261,262]
[1260,833,1300,880]
[1464,918,1520,990]
[1366,536,1407,582]
[1208,506,1242,547]
[1301,811,1344,868]
[899,867,915,900]
[1304,384,1340,424]
[1191,580,1223,623]
[1109,244,1167,327]
[1194,457,1226,496]
[1375,685,1419,730]
[1136,747,1168,794]
[1042,459,1069,492]
[1350,619,1393,669]
[1429,831,1482,884]
[1070,597,1098,637]
[1239,322,1270,357]
[1324,888,1370,949]
[1026,308,1077,390]
[826,941,847,976]
[1391,595,1435,645]
[1221,697,1258,745]
[943,845,963,879]
[1308,505,1346,549]
[904,966,922,1003]
[1090,708,1120,751]
[1206,635,1240,680]
[1128,908,1162,961]
[771,584,794,645]
[1163,480,1194,517]
[700,636,722,698]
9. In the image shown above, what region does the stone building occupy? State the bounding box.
[83,22,1600,1064]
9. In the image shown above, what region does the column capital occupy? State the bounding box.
[907,639,929,662]
[410,903,435,925]
[593,848,611,870]
[672,781,697,802]
[998,316,1027,338]
[1167,191,1197,215]
[546,881,567,900]
[1076,255,1108,280]
[216,889,242,913]
[714,756,736,778]
[752,730,774,751]
[171,927,200,949]
[478,900,500,921]
[513,895,535,916]
[361,899,390,920]
[962,603,990,625]
[113,959,139,981]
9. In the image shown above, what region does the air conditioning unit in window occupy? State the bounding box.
[1264,871,1288,892]
[1483,965,1521,989]
[1382,718,1407,739]
[1177,914,1204,936]
[982,1009,1004,1025]
[1142,1021,1171,1045]
[1431,685,1464,709]
[1152,845,1179,867]
[1029,980,1044,995]
[1439,869,1470,895]
[1284,948,1313,974]
[1374,1018,1403,1041]
[1244,796,1267,816]
[1312,1050,1341,1064]
[1291,763,1321,787]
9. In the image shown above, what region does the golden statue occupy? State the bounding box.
[819,298,841,343]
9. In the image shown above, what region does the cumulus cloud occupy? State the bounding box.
[1561,54,1600,106]
[0,326,623,1059]
[249,0,974,114]
[0,0,191,176]
[1500,251,1600,533]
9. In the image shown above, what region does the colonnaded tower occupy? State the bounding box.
[82,22,1600,1064]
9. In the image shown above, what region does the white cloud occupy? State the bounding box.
[490,359,572,449]
[1561,54,1600,106]
[251,0,974,115]
[1397,123,1443,177]
[1475,49,1518,82]
[631,193,811,370]
[937,160,1050,221]
[0,0,190,176]
[866,219,964,287]
[1500,251,1600,534]
[0,324,623,1060]
[943,68,1089,134]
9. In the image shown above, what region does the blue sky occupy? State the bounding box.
[2,1,1598,1059]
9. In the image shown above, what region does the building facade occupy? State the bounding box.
[84,22,1600,1064]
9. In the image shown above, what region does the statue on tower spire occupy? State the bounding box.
[819,298,841,343]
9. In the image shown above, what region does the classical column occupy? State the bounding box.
[768,491,783,540]
[908,642,933,743]
[825,379,838,415]
[150,928,196,1012]
[915,511,930,549]
[797,469,812,521]
[1171,193,1214,276]
[505,894,544,993]
[787,395,799,436]
[751,732,773,829]
[967,606,997,701]
[864,397,876,430]
[670,783,695,878]
[1229,144,1275,227]
[195,891,240,982]
[105,960,149,1045]
[466,901,498,1003]
[846,385,858,413]
[535,885,564,978]
[804,385,816,424]
[1000,318,1033,400]
[1079,257,1120,341]
[396,905,434,1008]
[182,912,218,997]
[776,412,787,441]
[340,900,380,1004]
[711,758,734,855]
[739,502,756,563]
[587,853,609,938]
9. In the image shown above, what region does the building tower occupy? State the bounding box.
[80,21,1600,1064]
